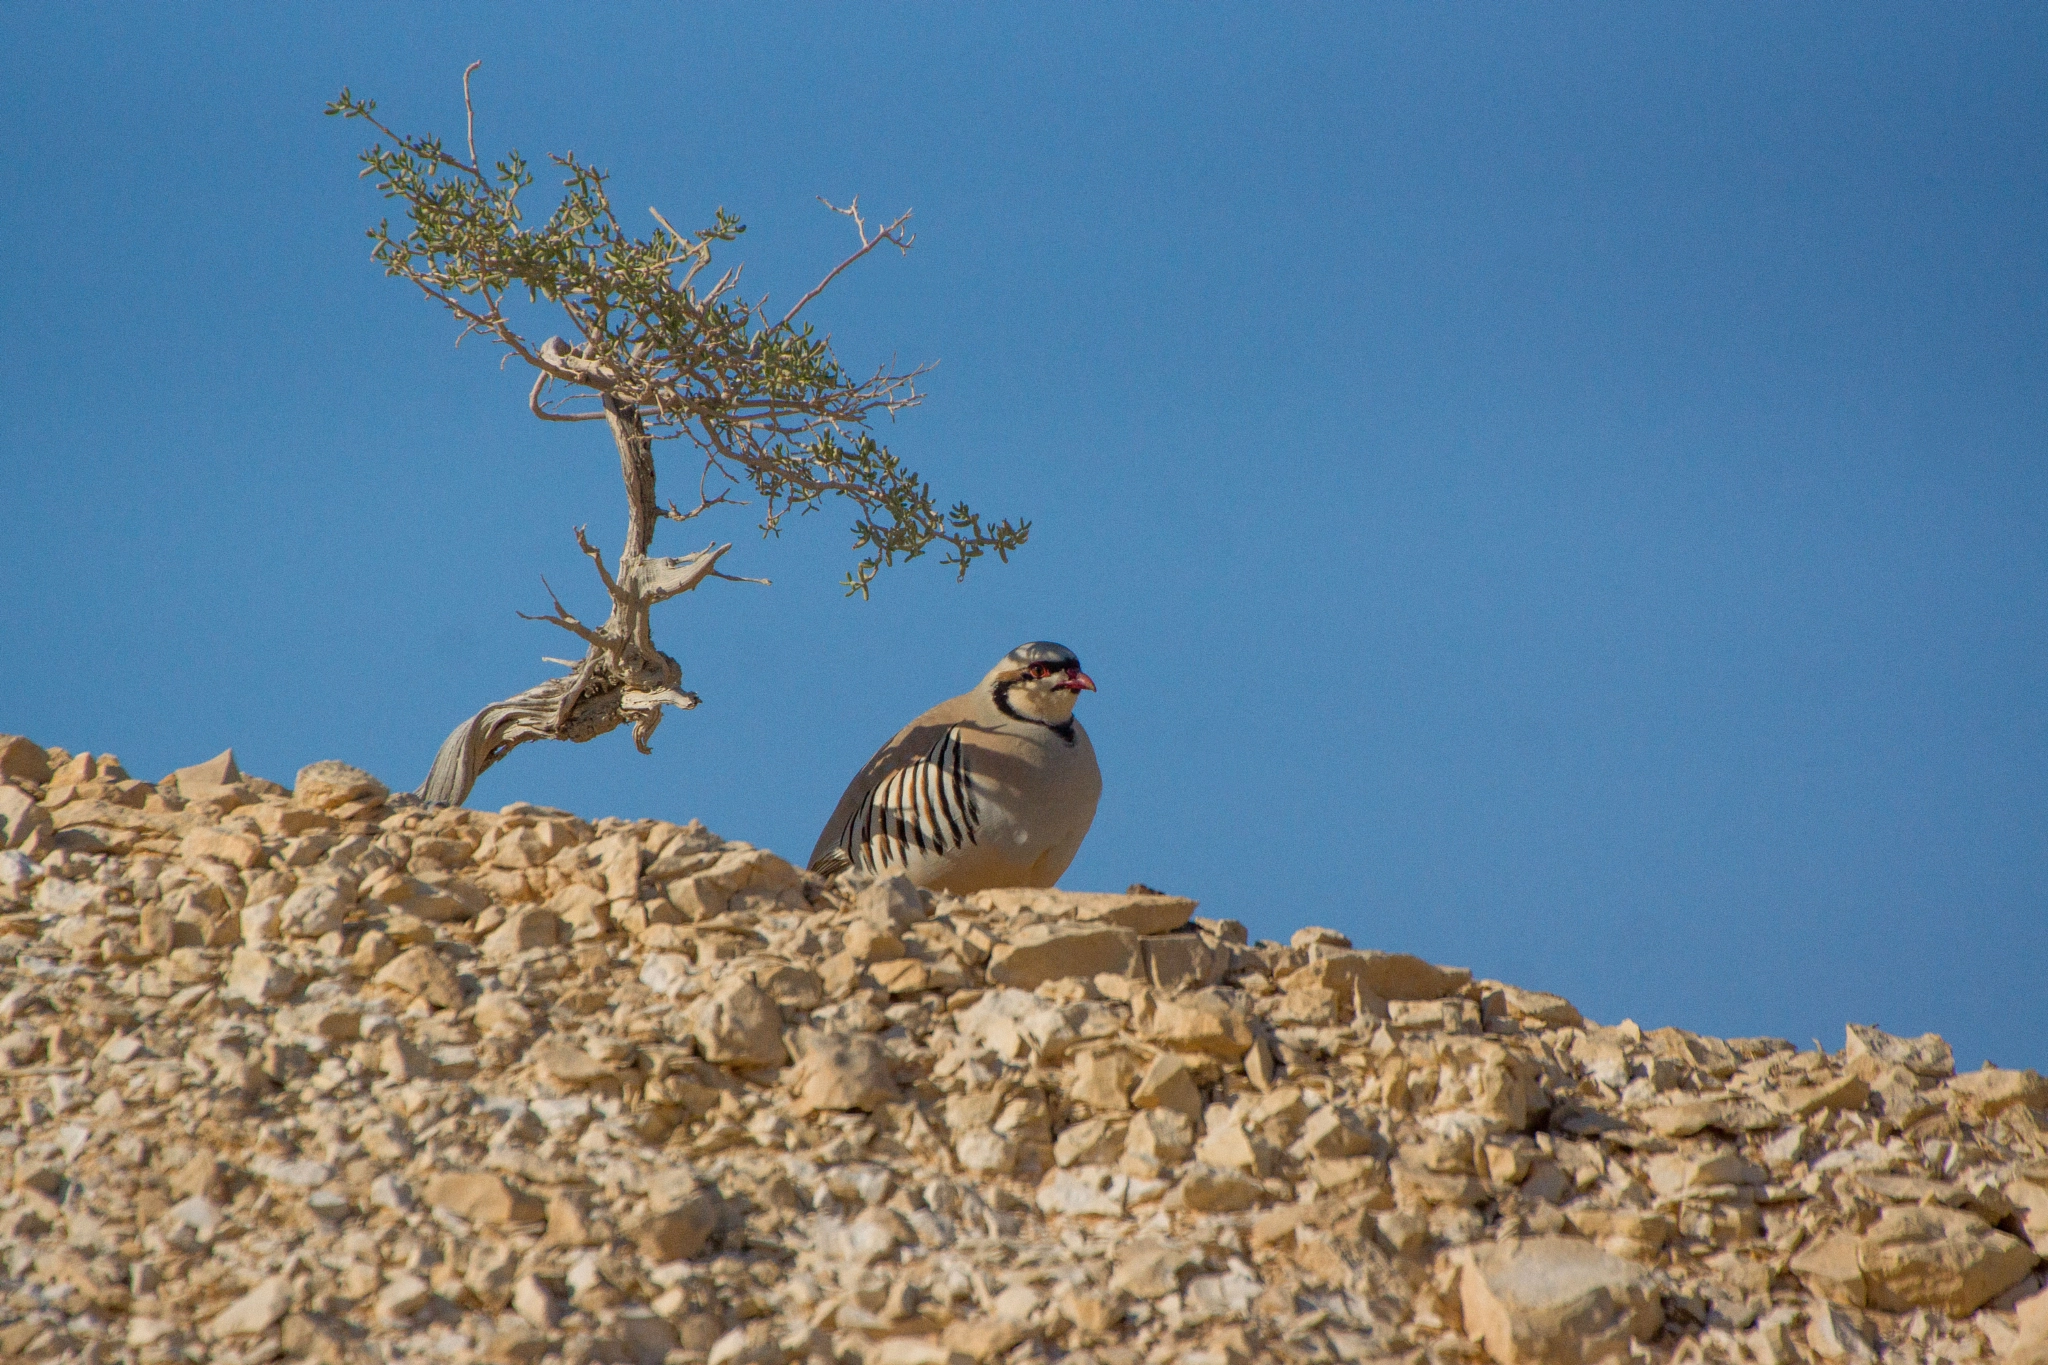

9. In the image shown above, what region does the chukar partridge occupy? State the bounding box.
[809,641,1101,893]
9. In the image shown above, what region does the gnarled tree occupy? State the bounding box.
[328,67,1027,806]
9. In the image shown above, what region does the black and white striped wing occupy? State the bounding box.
[826,724,981,876]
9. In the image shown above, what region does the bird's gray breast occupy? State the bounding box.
[970,723,1099,853]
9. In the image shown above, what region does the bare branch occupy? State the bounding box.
[569,525,620,599]
[516,577,607,651]
[662,487,740,523]
[529,372,606,422]
[461,61,483,172]
[780,198,915,329]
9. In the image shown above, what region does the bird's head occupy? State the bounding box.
[983,640,1096,725]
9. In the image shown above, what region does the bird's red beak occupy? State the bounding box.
[1060,669,1097,693]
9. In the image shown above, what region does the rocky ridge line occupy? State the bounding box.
[2,733,2048,1365]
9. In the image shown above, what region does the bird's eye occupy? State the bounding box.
[1028,663,1052,678]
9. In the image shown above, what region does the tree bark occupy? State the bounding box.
[414,391,731,806]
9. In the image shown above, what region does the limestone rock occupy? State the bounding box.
[1068,1047,1139,1110]
[1055,1116,1126,1167]
[207,1275,292,1338]
[513,1274,559,1329]
[854,873,926,928]
[2007,1178,2048,1249]
[226,947,299,1004]
[1145,988,1254,1060]
[484,906,564,959]
[971,886,1196,934]
[1948,1065,2048,1116]
[292,759,388,812]
[1139,931,1230,992]
[1178,1163,1263,1213]
[1123,1108,1195,1177]
[1791,1232,1869,1307]
[374,944,465,1009]
[0,735,54,786]
[1131,1051,1204,1121]
[1636,1097,1778,1138]
[632,1179,721,1260]
[423,1173,544,1226]
[0,784,54,853]
[1773,1073,1870,1118]
[986,922,1138,988]
[180,826,263,870]
[1458,1237,1662,1365]
[1194,1114,1271,1176]
[277,882,349,938]
[1498,984,1583,1028]
[689,978,784,1067]
[375,1273,433,1322]
[170,749,242,797]
[1109,1240,1200,1298]
[1857,1205,2038,1315]
[789,1031,897,1112]
[1805,1304,1877,1363]
[1037,1166,1130,1217]
[1843,1022,1953,1079]
[1294,948,1471,1002]
[529,1038,617,1087]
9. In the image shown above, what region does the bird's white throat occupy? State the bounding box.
[997,681,1080,725]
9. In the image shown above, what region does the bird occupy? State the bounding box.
[809,641,1102,893]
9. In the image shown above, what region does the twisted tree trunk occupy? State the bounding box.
[415,389,733,806]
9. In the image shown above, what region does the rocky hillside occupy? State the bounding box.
[2,733,2047,1365]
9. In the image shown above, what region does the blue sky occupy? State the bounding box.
[4,5,2045,1070]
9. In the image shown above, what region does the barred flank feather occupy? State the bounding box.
[836,725,980,874]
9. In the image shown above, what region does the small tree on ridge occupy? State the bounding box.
[327,66,1027,806]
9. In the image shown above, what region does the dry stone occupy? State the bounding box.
[1498,984,1583,1028]
[788,1031,897,1112]
[0,784,53,852]
[1949,1065,2048,1116]
[1857,1205,2038,1315]
[1293,948,1471,1003]
[1791,1232,1870,1307]
[1178,1163,1262,1212]
[633,1178,721,1260]
[424,1172,545,1226]
[986,921,1138,987]
[1068,1047,1139,1109]
[207,1275,292,1338]
[375,1273,433,1322]
[0,734,53,785]
[1132,1051,1204,1121]
[1122,1107,1195,1176]
[484,905,564,959]
[180,826,262,869]
[1110,1240,1200,1298]
[689,977,784,1067]
[1844,1022,1954,1078]
[226,946,298,1003]
[1146,988,1254,1060]
[1458,1237,1663,1364]
[971,886,1196,934]
[374,944,464,1009]
[292,759,387,811]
